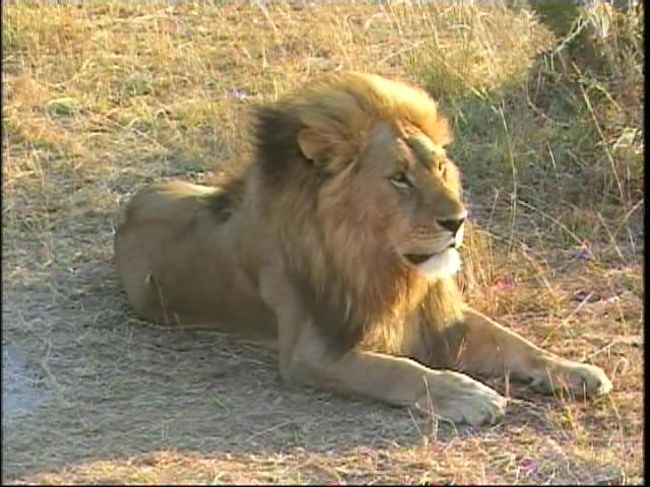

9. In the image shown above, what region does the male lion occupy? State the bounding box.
[115,72,612,425]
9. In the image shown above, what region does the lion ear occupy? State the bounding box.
[297,128,328,163]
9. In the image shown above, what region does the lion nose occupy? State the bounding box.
[437,217,465,235]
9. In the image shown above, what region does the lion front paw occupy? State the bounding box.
[415,372,508,425]
[532,361,613,398]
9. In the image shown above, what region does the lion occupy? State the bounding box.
[114,72,612,425]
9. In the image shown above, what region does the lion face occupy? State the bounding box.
[327,120,467,282]
[257,71,467,283]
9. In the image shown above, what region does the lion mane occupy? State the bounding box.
[241,72,463,360]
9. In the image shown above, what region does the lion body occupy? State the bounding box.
[115,166,464,363]
[115,72,612,425]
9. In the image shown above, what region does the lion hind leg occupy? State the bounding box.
[115,242,175,325]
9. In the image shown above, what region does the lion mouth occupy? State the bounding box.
[404,253,436,265]
[402,246,462,281]
[404,242,458,266]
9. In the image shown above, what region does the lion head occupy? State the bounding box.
[253,72,466,350]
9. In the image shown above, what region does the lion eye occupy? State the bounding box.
[389,173,413,190]
[437,159,447,177]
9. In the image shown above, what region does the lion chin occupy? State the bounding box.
[407,247,461,281]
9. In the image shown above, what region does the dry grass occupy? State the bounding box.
[2,1,643,485]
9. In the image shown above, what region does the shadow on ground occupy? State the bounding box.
[2,237,569,482]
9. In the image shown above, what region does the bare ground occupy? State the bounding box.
[2,2,644,484]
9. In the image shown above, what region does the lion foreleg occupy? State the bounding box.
[258,266,506,425]
[454,307,612,398]
[285,324,507,425]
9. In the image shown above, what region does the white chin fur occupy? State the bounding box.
[415,248,461,281]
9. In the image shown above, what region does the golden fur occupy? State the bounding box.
[115,72,612,425]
